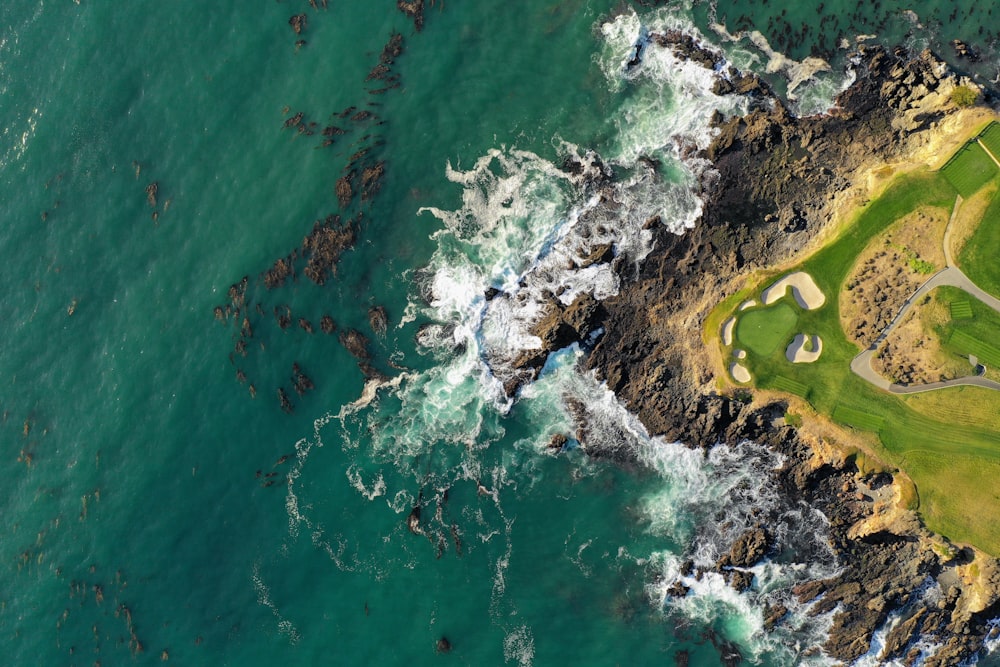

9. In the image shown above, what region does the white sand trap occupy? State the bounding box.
[761,272,826,310]
[786,334,823,363]
[739,300,757,311]
[730,362,751,383]
[734,349,747,359]
[721,317,736,346]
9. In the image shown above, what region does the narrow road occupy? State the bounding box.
[850,194,1000,394]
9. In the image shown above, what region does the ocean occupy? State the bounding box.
[1,1,998,665]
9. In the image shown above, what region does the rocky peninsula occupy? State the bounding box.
[523,36,1000,665]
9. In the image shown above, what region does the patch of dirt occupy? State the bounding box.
[872,292,970,385]
[841,206,949,347]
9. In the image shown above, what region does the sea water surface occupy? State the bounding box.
[1,2,999,666]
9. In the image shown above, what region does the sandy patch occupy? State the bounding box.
[739,300,757,311]
[730,362,751,383]
[721,316,736,346]
[786,334,823,363]
[761,272,826,310]
[734,349,747,359]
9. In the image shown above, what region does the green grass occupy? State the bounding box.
[712,165,1000,554]
[949,330,1000,368]
[980,121,1000,159]
[734,302,798,356]
[950,300,973,320]
[832,405,885,431]
[770,375,809,397]
[941,141,998,197]
[957,181,1000,297]
[935,286,1000,368]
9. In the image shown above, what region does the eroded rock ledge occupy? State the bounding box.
[576,43,999,665]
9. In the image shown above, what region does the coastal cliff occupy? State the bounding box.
[536,38,1000,665]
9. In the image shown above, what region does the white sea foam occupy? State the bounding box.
[599,9,748,163]
[288,5,862,663]
[502,625,535,667]
[251,561,301,644]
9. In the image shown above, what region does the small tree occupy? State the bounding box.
[951,84,978,108]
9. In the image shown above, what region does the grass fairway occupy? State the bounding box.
[735,302,798,356]
[941,141,997,197]
[950,299,973,319]
[980,121,1000,159]
[958,182,1000,296]
[933,286,1000,369]
[714,166,1000,555]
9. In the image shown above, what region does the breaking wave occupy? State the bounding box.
[280,4,860,664]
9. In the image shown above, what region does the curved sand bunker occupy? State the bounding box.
[730,362,751,383]
[721,317,736,346]
[761,272,826,310]
[786,334,823,363]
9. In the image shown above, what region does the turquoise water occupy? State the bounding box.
[0,2,997,666]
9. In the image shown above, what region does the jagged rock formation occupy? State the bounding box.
[521,38,999,665]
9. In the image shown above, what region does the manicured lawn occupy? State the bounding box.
[941,141,998,197]
[957,187,1000,297]
[933,286,1000,368]
[950,300,973,319]
[980,121,1000,160]
[734,302,798,356]
[832,405,884,431]
[714,165,1000,555]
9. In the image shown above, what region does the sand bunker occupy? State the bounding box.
[730,362,751,383]
[721,317,736,346]
[739,300,757,311]
[734,349,747,359]
[786,334,823,363]
[761,272,826,310]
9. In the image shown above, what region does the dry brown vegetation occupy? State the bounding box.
[840,206,948,346]
[872,294,970,385]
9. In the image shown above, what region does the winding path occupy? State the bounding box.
[850,195,1000,394]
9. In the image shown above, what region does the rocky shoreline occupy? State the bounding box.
[528,37,1000,665]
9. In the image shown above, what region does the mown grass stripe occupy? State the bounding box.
[941,141,998,198]
[980,121,1000,159]
[949,328,1000,367]
[950,300,973,320]
[833,405,885,431]
[770,375,809,396]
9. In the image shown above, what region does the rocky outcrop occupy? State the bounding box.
[567,44,1000,664]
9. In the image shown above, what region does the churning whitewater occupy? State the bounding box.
[274,8,860,665]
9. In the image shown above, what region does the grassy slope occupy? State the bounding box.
[958,186,1000,297]
[726,169,1000,554]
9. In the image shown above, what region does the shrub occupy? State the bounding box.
[784,412,803,427]
[951,85,978,108]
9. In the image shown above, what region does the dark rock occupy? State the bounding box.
[368,305,388,337]
[277,388,293,414]
[763,603,788,630]
[717,526,771,568]
[665,580,690,597]
[397,0,424,31]
[320,315,337,334]
[727,569,754,592]
[339,329,371,360]
[145,182,158,208]
[547,433,568,450]
[288,14,306,35]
